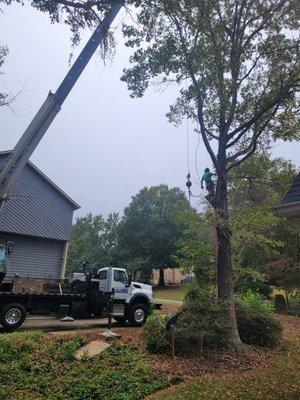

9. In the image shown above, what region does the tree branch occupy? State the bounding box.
[227,77,298,141]
[226,103,280,171]
[165,4,219,172]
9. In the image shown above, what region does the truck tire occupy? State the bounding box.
[113,317,127,324]
[128,303,149,327]
[0,303,27,332]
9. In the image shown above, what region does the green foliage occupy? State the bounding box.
[235,290,282,347]
[229,152,300,296]
[174,210,216,285]
[236,306,282,348]
[0,0,116,47]
[0,331,166,400]
[117,184,191,281]
[122,0,299,146]
[0,330,42,363]
[229,153,297,209]
[144,312,169,354]
[264,223,300,295]
[234,267,273,297]
[236,290,274,317]
[147,288,281,353]
[67,212,120,275]
[175,286,231,350]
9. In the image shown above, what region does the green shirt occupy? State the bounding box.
[202,171,214,183]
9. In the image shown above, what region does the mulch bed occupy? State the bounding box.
[50,310,299,381]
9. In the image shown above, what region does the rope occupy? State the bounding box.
[194,121,202,187]
[186,102,190,174]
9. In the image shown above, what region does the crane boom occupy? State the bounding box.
[0,2,123,204]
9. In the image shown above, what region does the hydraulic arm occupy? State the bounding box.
[0,2,123,204]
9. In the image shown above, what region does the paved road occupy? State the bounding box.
[0,302,179,334]
[0,316,127,334]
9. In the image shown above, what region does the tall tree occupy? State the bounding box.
[120,0,299,348]
[117,184,191,285]
[174,209,216,286]
[3,0,299,348]
[67,212,120,275]
[228,152,300,300]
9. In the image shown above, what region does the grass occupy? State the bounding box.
[153,285,190,302]
[0,331,166,400]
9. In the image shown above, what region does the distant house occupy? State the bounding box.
[0,151,80,280]
[274,173,300,227]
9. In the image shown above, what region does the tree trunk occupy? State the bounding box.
[214,172,243,351]
[158,268,165,287]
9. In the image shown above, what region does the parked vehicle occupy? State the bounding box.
[0,247,160,332]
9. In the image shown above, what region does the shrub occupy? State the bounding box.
[236,303,282,347]
[174,286,231,351]
[234,267,273,297]
[236,290,274,316]
[145,288,282,354]
[236,290,282,347]
[144,312,169,354]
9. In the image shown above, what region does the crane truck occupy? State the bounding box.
[0,244,159,332]
[0,1,161,331]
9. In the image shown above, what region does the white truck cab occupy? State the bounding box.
[98,267,158,326]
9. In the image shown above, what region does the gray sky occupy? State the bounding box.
[1,4,299,218]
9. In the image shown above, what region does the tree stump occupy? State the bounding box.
[275,294,287,313]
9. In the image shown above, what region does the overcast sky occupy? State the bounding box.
[1,4,299,218]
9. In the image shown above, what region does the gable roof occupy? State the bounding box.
[0,150,80,210]
[274,172,300,224]
[280,173,300,205]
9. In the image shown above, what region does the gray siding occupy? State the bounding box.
[0,154,76,241]
[0,234,64,279]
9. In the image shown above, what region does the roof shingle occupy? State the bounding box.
[280,173,300,205]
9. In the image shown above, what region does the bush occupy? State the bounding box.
[174,286,231,351]
[236,290,282,347]
[144,312,169,354]
[234,267,273,297]
[145,288,282,354]
[236,303,282,347]
[236,290,274,316]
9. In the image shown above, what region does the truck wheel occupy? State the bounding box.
[113,317,127,324]
[128,303,149,327]
[0,303,26,331]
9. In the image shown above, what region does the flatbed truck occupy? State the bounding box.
[0,245,159,332]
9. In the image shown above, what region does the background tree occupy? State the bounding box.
[121,0,299,348]
[117,184,191,285]
[67,212,120,275]
[228,150,300,300]
[174,208,216,286]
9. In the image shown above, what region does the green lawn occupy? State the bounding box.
[153,285,190,303]
[148,325,300,400]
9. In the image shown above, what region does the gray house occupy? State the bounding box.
[0,151,80,279]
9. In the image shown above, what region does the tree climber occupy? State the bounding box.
[201,168,216,204]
